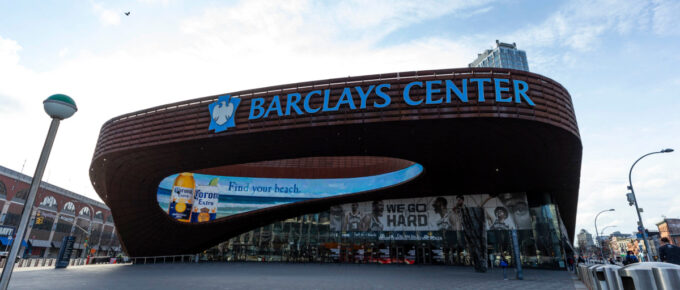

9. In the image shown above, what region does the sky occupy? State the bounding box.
[1,0,679,243]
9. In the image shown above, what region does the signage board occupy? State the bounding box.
[55,236,75,269]
[209,78,535,133]
[0,226,14,237]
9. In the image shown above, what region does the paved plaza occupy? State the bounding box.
[7,263,585,290]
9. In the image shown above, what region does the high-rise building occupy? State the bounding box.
[577,229,595,249]
[469,40,530,71]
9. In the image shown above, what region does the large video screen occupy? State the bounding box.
[157,164,423,223]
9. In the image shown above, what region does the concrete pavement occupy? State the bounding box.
[7,262,586,290]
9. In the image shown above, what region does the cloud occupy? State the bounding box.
[652,0,680,35]
[92,2,121,26]
[510,0,652,52]
[0,0,494,201]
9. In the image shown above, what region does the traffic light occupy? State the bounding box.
[626,192,635,206]
[35,212,44,225]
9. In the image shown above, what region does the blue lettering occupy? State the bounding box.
[403,81,423,106]
[494,78,512,103]
[374,84,391,108]
[330,87,356,111]
[304,90,321,113]
[513,80,534,106]
[264,95,283,117]
[322,89,333,111]
[445,79,468,103]
[355,85,375,109]
[425,80,443,104]
[285,93,304,116]
[249,98,265,119]
[470,78,491,102]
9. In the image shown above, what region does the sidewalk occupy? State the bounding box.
[7,263,586,290]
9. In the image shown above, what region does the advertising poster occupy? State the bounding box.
[157,164,423,223]
[329,193,532,232]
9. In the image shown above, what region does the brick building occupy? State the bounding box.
[657,218,680,246]
[0,165,121,258]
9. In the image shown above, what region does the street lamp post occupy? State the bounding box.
[594,209,615,262]
[628,148,674,262]
[0,94,77,290]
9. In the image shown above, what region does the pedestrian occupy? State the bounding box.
[500,257,509,280]
[567,256,574,271]
[659,237,680,265]
[577,255,585,265]
[623,251,639,265]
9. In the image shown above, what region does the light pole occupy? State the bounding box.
[627,148,674,262]
[600,225,617,260]
[594,209,615,262]
[0,94,76,290]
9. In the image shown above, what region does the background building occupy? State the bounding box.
[0,165,121,258]
[657,218,680,245]
[577,229,594,249]
[469,40,530,71]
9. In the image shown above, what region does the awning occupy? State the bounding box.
[31,240,51,248]
[0,237,28,247]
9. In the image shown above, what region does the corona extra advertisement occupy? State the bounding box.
[157,164,423,223]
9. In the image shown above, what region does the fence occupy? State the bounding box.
[129,255,197,265]
[0,254,198,269]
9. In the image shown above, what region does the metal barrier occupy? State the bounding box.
[618,262,680,290]
[588,264,605,290]
[651,263,680,289]
[595,265,623,290]
[130,255,197,265]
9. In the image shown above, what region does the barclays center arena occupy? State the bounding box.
[90,67,581,271]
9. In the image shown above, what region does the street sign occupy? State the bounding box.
[55,236,75,269]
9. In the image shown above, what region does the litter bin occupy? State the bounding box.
[618,262,680,290]
[651,263,680,290]
[596,265,623,290]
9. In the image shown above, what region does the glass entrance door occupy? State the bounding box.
[416,247,431,264]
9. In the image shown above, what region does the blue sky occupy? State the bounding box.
[1,0,679,242]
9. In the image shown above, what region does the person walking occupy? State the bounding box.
[500,257,509,280]
[567,256,575,272]
[623,251,639,265]
[659,237,680,265]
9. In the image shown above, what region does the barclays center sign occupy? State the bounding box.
[209,78,534,133]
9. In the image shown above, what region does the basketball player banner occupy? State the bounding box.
[329,193,532,232]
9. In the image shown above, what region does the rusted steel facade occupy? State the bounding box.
[90,68,581,256]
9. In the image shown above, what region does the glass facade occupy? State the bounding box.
[469,41,530,72]
[200,195,569,269]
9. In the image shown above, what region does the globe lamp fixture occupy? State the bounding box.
[43,94,77,120]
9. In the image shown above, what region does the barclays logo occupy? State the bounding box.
[209,95,241,133]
